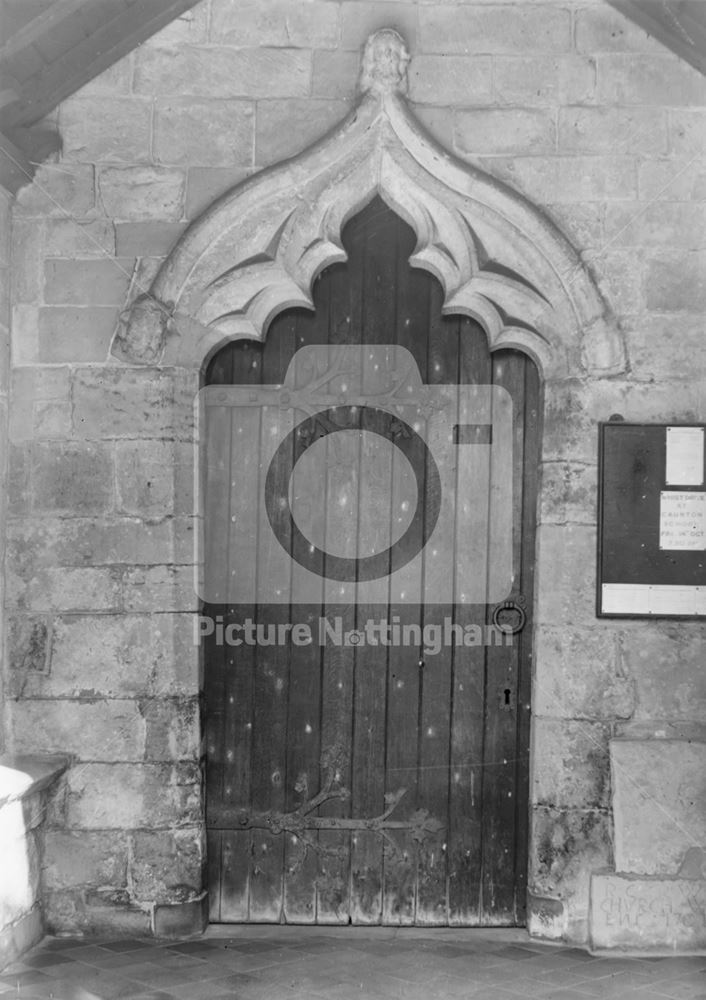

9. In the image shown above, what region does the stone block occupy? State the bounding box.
[44,259,133,306]
[493,56,596,107]
[341,2,419,51]
[151,5,208,44]
[596,54,706,106]
[62,762,201,829]
[558,107,668,155]
[575,6,667,54]
[611,738,706,876]
[10,304,38,364]
[311,50,359,102]
[122,565,197,614]
[6,516,175,569]
[44,219,115,257]
[60,96,152,162]
[408,54,492,107]
[134,46,311,99]
[44,830,129,890]
[7,443,30,513]
[72,368,179,440]
[115,222,187,258]
[77,54,133,94]
[11,700,145,761]
[6,616,51,685]
[11,221,43,304]
[545,202,604,251]
[455,109,555,156]
[539,461,597,524]
[255,99,350,166]
[589,248,646,314]
[139,696,200,761]
[646,252,706,312]
[460,155,638,203]
[185,167,251,219]
[31,441,113,514]
[97,167,186,222]
[129,827,205,903]
[616,622,706,723]
[115,439,174,518]
[638,157,706,202]
[603,202,706,249]
[534,523,597,627]
[44,888,151,937]
[419,5,571,54]
[211,0,339,48]
[15,163,95,218]
[154,99,254,167]
[590,873,706,951]
[153,892,208,938]
[625,315,706,382]
[531,806,612,920]
[22,613,199,699]
[38,306,117,363]
[533,718,612,811]
[533,626,634,721]
[672,110,706,156]
[9,566,122,613]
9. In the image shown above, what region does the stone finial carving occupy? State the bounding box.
[113,293,173,365]
[359,29,410,96]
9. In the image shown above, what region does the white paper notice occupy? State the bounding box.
[666,426,704,486]
[659,491,706,550]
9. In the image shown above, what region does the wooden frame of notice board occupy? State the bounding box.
[597,422,706,618]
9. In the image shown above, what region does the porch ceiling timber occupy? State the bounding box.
[0,0,201,191]
[607,0,706,76]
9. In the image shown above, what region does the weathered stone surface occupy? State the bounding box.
[43,259,133,306]
[539,461,596,524]
[575,6,667,54]
[122,566,197,614]
[61,763,201,829]
[211,0,339,48]
[72,369,181,440]
[311,50,360,101]
[97,167,186,222]
[531,806,612,930]
[455,109,556,156]
[31,441,113,514]
[11,700,145,760]
[15,163,95,218]
[44,219,115,257]
[8,566,121,613]
[129,827,204,903]
[0,907,43,972]
[255,99,350,166]
[616,623,706,724]
[590,874,706,951]
[9,369,70,443]
[38,307,117,364]
[670,109,706,155]
[115,222,186,258]
[534,524,597,627]
[18,613,198,699]
[43,888,151,936]
[185,167,251,219]
[559,107,668,155]
[60,97,152,163]
[6,616,51,681]
[153,892,207,938]
[139,697,199,761]
[611,738,706,876]
[44,830,129,889]
[646,252,706,312]
[477,155,638,204]
[639,157,706,202]
[419,5,571,54]
[342,2,419,52]
[494,55,595,107]
[603,202,706,250]
[151,5,208,44]
[596,54,706,106]
[154,99,253,167]
[134,46,311,99]
[534,627,635,721]
[624,315,706,382]
[115,440,175,517]
[533,718,612,810]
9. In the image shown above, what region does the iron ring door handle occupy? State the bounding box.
[492,598,527,635]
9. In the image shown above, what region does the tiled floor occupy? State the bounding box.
[1,927,704,1000]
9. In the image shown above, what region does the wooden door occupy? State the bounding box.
[202,198,540,926]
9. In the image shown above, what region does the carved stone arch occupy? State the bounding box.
[113,29,625,380]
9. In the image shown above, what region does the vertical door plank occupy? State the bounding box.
[415,287,455,924]
[480,350,526,923]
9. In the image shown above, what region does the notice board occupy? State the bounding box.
[598,422,706,617]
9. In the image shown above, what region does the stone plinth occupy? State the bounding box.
[611,738,706,876]
[590,873,706,952]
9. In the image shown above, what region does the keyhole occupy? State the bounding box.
[504,688,511,706]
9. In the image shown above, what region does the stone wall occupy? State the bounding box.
[5,0,706,943]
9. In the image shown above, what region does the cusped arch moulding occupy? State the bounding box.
[113,29,625,379]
